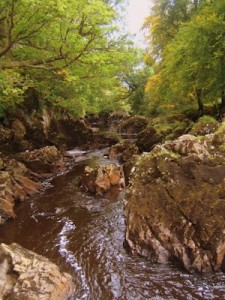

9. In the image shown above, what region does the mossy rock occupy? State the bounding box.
[124,142,225,273]
[137,126,161,152]
[212,122,225,146]
[93,131,122,148]
[117,116,148,134]
[190,116,219,136]
[152,116,193,141]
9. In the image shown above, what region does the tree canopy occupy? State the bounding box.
[144,0,225,115]
[0,0,137,117]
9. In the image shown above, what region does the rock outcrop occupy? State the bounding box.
[48,116,93,149]
[137,126,161,152]
[16,146,68,177]
[80,164,124,194]
[124,131,225,273]
[109,140,139,163]
[0,146,72,224]
[0,243,75,299]
[0,159,40,224]
[117,116,148,135]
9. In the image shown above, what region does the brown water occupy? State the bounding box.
[0,150,224,300]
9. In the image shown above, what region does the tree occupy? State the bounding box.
[0,0,137,117]
[145,0,225,114]
[144,0,204,60]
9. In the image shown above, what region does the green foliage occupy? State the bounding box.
[0,0,139,118]
[0,70,30,117]
[145,0,225,115]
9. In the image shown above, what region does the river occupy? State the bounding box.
[0,149,224,300]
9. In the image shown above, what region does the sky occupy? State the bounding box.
[126,0,151,35]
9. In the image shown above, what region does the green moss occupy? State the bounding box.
[136,149,180,169]
[191,116,218,135]
[213,122,225,145]
[152,149,180,160]
[153,117,192,141]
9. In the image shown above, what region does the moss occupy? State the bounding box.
[213,122,225,145]
[153,118,192,141]
[136,149,180,170]
[152,149,180,160]
[191,115,219,136]
[217,143,225,153]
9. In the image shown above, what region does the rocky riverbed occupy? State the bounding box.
[0,109,225,298]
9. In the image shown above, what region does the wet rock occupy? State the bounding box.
[92,131,121,149]
[109,140,139,163]
[0,243,75,299]
[80,164,124,194]
[137,126,161,152]
[16,146,67,176]
[0,159,40,224]
[124,132,225,273]
[118,116,148,135]
[85,111,129,132]
[48,116,93,149]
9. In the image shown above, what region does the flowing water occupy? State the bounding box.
[0,149,224,300]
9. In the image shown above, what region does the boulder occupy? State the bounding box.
[0,159,40,224]
[137,126,161,152]
[190,116,219,136]
[0,243,75,299]
[109,140,139,163]
[92,131,121,149]
[80,164,124,194]
[118,116,148,135]
[16,146,67,176]
[48,116,93,149]
[124,132,225,273]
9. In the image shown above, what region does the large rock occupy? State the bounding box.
[109,140,139,163]
[137,126,161,152]
[16,146,67,176]
[48,116,93,149]
[0,159,40,224]
[190,115,219,136]
[0,146,72,224]
[80,164,124,194]
[117,116,148,135]
[0,243,75,299]
[92,131,121,149]
[124,132,225,273]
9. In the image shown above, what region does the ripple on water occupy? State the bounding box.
[0,149,224,300]
[57,217,90,299]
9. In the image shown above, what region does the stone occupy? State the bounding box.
[118,116,148,135]
[11,119,26,139]
[0,158,40,224]
[109,140,139,162]
[124,133,225,273]
[0,243,75,299]
[190,116,219,136]
[48,116,93,149]
[80,163,124,194]
[92,131,121,149]
[137,126,161,152]
[16,146,66,175]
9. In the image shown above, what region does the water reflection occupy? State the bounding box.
[0,150,224,299]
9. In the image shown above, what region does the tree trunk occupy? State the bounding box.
[221,90,225,107]
[195,88,204,114]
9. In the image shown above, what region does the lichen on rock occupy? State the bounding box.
[0,243,75,299]
[124,131,225,273]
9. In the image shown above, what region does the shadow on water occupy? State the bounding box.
[0,149,224,300]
